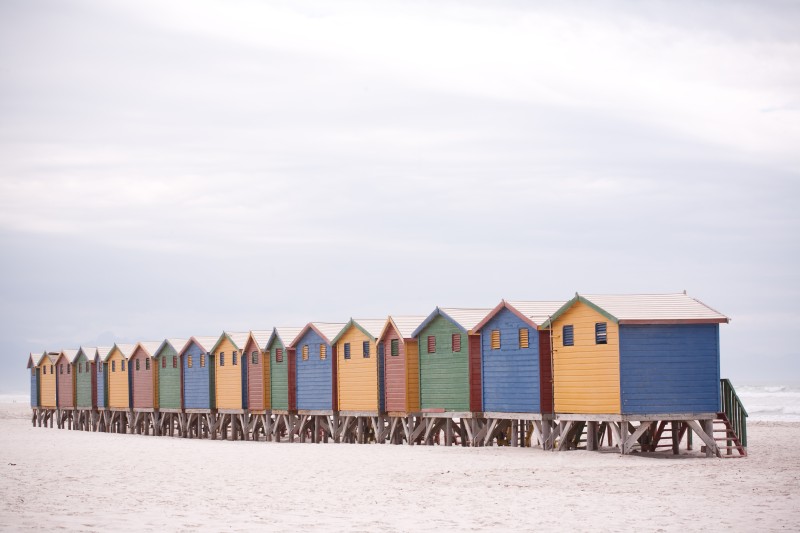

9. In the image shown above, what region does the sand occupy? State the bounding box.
[0,401,798,532]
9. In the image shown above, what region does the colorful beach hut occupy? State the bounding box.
[379,316,426,414]
[245,331,271,412]
[542,293,729,416]
[105,343,136,410]
[181,336,218,411]
[129,342,162,411]
[290,323,345,411]
[411,307,492,412]
[212,331,250,411]
[265,327,302,412]
[332,319,386,413]
[54,349,78,410]
[74,346,98,410]
[153,338,188,411]
[95,347,112,410]
[472,300,564,414]
[28,352,40,408]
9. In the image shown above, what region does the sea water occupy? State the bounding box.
[737,385,800,422]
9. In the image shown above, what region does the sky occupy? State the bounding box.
[1,0,798,393]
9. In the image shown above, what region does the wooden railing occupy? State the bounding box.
[720,378,748,448]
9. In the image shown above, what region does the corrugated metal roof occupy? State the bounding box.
[272,326,303,348]
[580,293,729,323]
[224,331,250,351]
[249,330,271,351]
[351,319,385,340]
[185,336,219,354]
[155,338,188,356]
[310,322,347,343]
[439,308,494,332]
[95,347,113,361]
[506,301,566,326]
[75,347,98,363]
[385,316,427,339]
[135,341,163,358]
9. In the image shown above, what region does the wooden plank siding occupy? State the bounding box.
[107,346,132,409]
[130,345,157,409]
[38,355,57,408]
[154,343,182,410]
[417,315,471,412]
[95,350,109,409]
[28,356,39,408]
[245,336,268,411]
[293,328,335,411]
[55,353,76,409]
[479,307,541,413]
[213,334,248,410]
[182,338,216,410]
[619,324,721,414]
[75,349,95,409]
[335,324,379,412]
[551,301,621,414]
[267,338,289,411]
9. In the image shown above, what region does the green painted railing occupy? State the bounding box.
[720,378,748,448]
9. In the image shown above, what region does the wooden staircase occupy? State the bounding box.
[715,379,748,458]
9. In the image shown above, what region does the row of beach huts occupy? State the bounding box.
[26,293,748,457]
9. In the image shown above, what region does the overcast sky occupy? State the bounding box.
[1,0,798,394]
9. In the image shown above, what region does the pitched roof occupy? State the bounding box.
[133,341,163,358]
[27,352,42,368]
[412,307,493,337]
[248,330,271,351]
[37,352,59,366]
[95,346,113,361]
[75,347,98,363]
[154,338,189,357]
[268,327,304,349]
[380,316,427,341]
[332,318,386,344]
[473,300,566,332]
[106,343,136,361]
[55,349,79,364]
[542,293,730,326]
[182,336,219,355]
[291,322,347,347]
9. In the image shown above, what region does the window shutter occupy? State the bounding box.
[172,356,177,369]
[320,344,327,360]
[252,351,258,365]
[344,343,351,359]
[427,336,435,353]
[452,334,461,352]
[220,353,224,367]
[390,339,399,357]
[201,353,206,367]
[276,348,283,363]
[188,355,193,368]
[563,325,574,346]
[519,328,529,349]
[162,357,166,369]
[145,358,150,370]
[302,345,309,361]
[233,352,238,366]
[491,330,500,350]
[363,341,370,358]
[595,322,607,344]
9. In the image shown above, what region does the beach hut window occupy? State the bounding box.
[563,325,574,346]
[136,359,140,371]
[67,364,71,374]
[60,364,63,374]
[98,363,102,374]
[452,334,461,352]
[390,339,399,357]
[427,336,436,353]
[112,361,116,372]
[344,343,351,360]
[219,353,225,366]
[363,341,370,358]
[201,354,206,367]
[302,345,309,361]
[43,366,46,375]
[78,364,82,374]
[86,362,90,372]
[252,351,258,365]
[491,330,501,350]
[188,355,193,368]
[320,344,327,360]
[519,328,529,349]
[162,357,166,369]
[595,322,607,344]
[146,358,150,370]
[173,356,178,368]
[276,348,283,363]
[50,364,54,374]
[122,360,126,372]
[32,368,35,376]
[233,352,238,366]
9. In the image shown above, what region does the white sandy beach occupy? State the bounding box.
[0,401,798,532]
